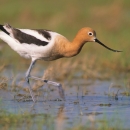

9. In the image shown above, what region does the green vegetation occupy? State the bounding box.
[0,0,130,73]
[0,108,54,130]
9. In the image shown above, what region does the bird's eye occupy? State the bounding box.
[88,32,93,36]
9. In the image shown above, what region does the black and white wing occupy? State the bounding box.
[0,24,53,46]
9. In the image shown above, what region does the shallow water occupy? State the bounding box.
[0,79,130,129]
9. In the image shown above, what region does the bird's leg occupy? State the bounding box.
[25,60,36,80]
[28,76,65,100]
[25,59,36,102]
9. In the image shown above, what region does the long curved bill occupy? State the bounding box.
[95,39,122,52]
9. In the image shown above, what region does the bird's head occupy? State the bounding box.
[77,27,122,52]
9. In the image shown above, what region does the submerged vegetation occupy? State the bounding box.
[0,101,126,130]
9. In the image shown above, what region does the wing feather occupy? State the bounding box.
[2,24,50,46]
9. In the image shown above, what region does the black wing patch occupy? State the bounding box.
[34,29,51,40]
[12,28,48,46]
[0,25,10,35]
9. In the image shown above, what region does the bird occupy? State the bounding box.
[0,23,122,102]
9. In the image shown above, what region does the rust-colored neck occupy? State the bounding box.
[63,33,86,57]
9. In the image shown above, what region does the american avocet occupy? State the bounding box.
[0,24,122,102]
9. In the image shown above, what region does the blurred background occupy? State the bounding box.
[0,0,130,80]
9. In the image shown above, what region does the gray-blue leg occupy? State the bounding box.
[25,59,65,101]
[25,59,36,102]
[29,76,65,100]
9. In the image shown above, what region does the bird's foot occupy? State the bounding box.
[25,77,36,102]
[57,83,65,101]
[46,81,65,100]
